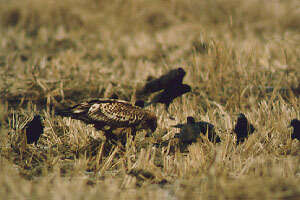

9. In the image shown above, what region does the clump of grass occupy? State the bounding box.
[0,0,299,199]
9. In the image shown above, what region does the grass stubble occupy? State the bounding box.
[0,0,299,199]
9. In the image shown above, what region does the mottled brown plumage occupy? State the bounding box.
[56,99,157,140]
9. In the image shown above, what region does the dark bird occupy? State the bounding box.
[233,113,255,144]
[24,115,44,144]
[136,68,186,96]
[55,98,157,141]
[134,99,145,108]
[173,116,221,144]
[146,84,191,112]
[289,119,300,140]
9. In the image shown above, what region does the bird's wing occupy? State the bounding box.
[87,100,142,125]
[180,125,197,142]
[139,68,186,94]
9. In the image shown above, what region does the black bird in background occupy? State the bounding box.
[136,67,186,96]
[24,115,44,144]
[289,119,300,141]
[136,67,191,117]
[233,113,255,144]
[146,84,191,112]
[173,116,221,144]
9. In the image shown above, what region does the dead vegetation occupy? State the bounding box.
[0,0,299,199]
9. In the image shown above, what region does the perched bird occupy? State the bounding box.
[55,98,157,141]
[173,116,221,144]
[146,84,191,111]
[289,119,300,140]
[24,115,44,145]
[233,113,255,144]
[136,68,186,96]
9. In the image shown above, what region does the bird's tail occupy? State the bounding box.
[134,100,152,108]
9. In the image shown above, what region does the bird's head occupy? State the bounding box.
[149,117,158,133]
[176,67,186,78]
[237,113,247,123]
[180,84,191,93]
[135,100,145,108]
[186,116,195,124]
[143,116,157,137]
[33,115,42,121]
[145,114,157,133]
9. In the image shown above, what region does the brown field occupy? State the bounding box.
[0,0,299,199]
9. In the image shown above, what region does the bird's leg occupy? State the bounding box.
[236,137,244,145]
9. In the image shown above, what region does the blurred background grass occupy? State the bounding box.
[0,0,299,199]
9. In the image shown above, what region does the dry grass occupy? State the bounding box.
[0,0,299,199]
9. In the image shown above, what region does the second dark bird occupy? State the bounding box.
[146,84,191,111]
[289,119,300,141]
[173,116,221,144]
[136,67,191,112]
[24,115,44,145]
[136,67,186,96]
[233,113,255,144]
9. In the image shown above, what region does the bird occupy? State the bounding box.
[173,116,221,144]
[233,113,255,144]
[145,84,191,112]
[24,115,44,145]
[289,119,300,141]
[136,68,186,96]
[55,98,157,141]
